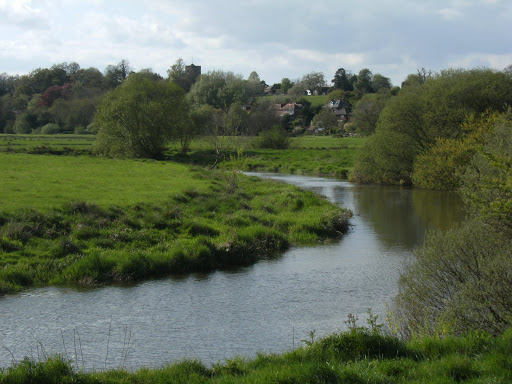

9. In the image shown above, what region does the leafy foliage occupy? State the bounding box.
[351,93,390,136]
[460,111,512,231]
[412,112,499,190]
[393,220,512,338]
[352,68,512,185]
[254,126,290,149]
[187,70,249,109]
[393,112,512,338]
[93,73,189,158]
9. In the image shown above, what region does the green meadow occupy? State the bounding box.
[1,153,208,211]
[0,134,366,178]
[0,149,351,294]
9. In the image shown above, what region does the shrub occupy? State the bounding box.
[255,126,290,149]
[41,123,62,134]
[392,220,512,337]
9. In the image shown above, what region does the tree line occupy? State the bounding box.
[0,59,397,142]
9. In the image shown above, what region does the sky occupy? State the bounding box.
[1,0,511,87]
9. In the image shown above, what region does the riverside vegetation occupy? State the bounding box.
[0,149,351,295]
[2,320,512,383]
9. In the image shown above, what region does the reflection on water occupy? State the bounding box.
[351,185,465,248]
[0,174,464,370]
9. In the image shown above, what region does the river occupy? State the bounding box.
[0,174,464,370]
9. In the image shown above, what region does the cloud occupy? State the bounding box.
[0,0,48,29]
[448,53,512,70]
[0,0,511,86]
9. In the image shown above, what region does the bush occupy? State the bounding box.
[392,220,512,337]
[255,126,290,149]
[41,123,62,134]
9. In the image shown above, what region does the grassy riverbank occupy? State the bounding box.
[0,152,351,294]
[2,327,511,383]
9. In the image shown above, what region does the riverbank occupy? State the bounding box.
[0,152,351,294]
[2,327,511,383]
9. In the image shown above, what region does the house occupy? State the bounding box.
[274,102,303,117]
[327,99,352,122]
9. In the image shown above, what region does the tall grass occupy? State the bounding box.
[2,328,511,383]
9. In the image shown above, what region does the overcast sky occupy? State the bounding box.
[1,0,511,87]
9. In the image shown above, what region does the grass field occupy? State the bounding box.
[0,151,351,294]
[0,153,208,211]
[1,134,366,178]
[2,327,511,383]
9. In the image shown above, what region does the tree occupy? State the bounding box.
[104,59,131,88]
[354,68,373,94]
[188,70,248,109]
[351,93,390,136]
[295,98,320,127]
[352,68,512,185]
[246,99,281,135]
[301,72,327,94]
[332,68,353,91]
[401,68,433,88]
[137,68,164,82]
[0,94,15,133]
[247,71,264,97]
[371,74,392,93]
[393,220,512,337]
[281,78,293,94]
[412,112,499,190]
[37,83,73,108]
[93,73,189,158]
[393,111,512,338]
[167,58,192,91]
[72,67,104,91]
[311,107,339,133]
[460,111,512,230]
[0,73,18,96]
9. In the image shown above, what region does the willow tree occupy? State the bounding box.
[93,73,189,158]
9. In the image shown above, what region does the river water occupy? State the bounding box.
[0,174,464,370]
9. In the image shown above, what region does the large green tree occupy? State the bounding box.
[93,73,189,158]
[352,68,512,185]
[281,78,293,94]
[332,68,353,91]
[354,68,374,94]
[188,70,248,109]
[104,59,131,89]
[351,93,390,136]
